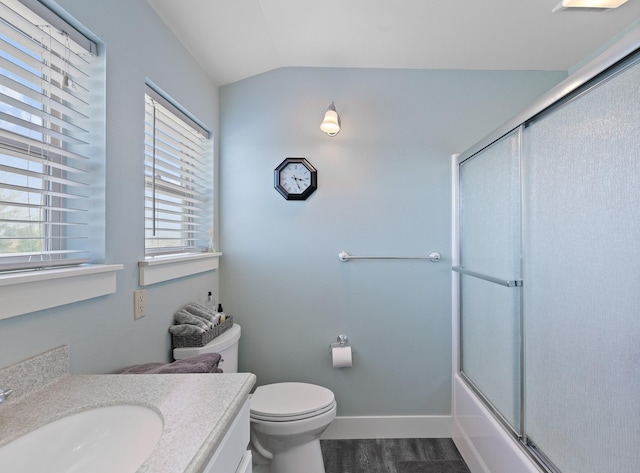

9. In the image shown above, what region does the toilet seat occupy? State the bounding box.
[250,382,335,422]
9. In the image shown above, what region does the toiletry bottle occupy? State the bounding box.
[217,303,226,323]
[206,292,215,311]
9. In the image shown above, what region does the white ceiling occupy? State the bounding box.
[148,0,640,86]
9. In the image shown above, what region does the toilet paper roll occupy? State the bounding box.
[331,346,352,368]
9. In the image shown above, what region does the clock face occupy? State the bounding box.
[279,162,311,193]
[274,158,317,200]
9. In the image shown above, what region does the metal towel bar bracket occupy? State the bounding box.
[338,250,440,262]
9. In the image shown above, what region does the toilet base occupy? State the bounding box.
[249,384,336,473]
[266,438,326,473]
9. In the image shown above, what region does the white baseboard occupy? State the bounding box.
[321,415,452,440]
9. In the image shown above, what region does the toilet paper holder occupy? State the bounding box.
[329,334,349,351]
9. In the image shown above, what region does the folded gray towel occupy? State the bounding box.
[169,324,205,335]
[185,302,216,324]
[174,309,211,329]
[118,353,223,374]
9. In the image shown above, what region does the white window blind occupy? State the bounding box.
[0,0,98,272]
[144,85,212,257]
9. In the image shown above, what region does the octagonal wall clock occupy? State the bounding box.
[274,157,317,201]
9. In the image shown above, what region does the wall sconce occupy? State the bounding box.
[553,0,627,10]
[320,102,341,136]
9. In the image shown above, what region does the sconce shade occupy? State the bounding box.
[555,0,627,8]
[320,102,341,136]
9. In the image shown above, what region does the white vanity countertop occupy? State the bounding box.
[0,360,256,473]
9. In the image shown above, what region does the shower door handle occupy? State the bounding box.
[452,266,523,288]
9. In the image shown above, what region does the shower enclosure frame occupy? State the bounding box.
[451,26,639,473]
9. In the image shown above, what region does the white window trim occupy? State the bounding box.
[138,252,220,286]
[0,264,123,320]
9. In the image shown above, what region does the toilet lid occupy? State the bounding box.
[250,382,335,420]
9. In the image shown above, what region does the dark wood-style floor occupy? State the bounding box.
[320,438,471,473]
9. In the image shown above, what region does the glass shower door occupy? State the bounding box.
[522,57,640,473]
[457,128,522,433]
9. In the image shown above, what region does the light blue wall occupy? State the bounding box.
[0,0,568,419]
[219,67,566,416]
[0,0,220,373]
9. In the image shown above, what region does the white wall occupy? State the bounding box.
[0,0,220,373]
[219,67,566,417]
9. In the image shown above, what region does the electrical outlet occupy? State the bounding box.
[134,289,146,319]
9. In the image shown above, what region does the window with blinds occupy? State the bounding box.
[144,85,212,257]
[0,0,99,272]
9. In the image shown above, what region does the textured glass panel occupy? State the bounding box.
[459,129,521,432]
[523,59,640,473]
[460,275,521,430]
[460,129,520,279]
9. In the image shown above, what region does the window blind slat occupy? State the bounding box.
[0,111,88,146]
[144,171,207,199]
[0,164,89,188]
[0,91,89,135]
[0,200,85,212]
[144,200,208,217]
[0,128,90,162]
[145,114,206,156]
[0,182,88,200]
[0,28,91,103]
[144,165,207,192]
[0,2,92,69]
[143,141,205,178]
[145,232,204,239]
[144,206,207,219]
[0,147,89,175]
[145,182,202,205]
[0,236,87,242]
[0,218,86,225]
[143,155,204,181]
[0,248,86,255]
[0,33,90,94]
[0,73,89,121]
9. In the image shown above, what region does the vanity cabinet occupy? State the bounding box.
[203,399,252,473]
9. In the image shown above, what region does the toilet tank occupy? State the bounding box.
[173,324,241,373]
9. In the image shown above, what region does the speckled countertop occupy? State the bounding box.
[0,346,256,473]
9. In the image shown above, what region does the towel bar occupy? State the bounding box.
[338,251,440,262]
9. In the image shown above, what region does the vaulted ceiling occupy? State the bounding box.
[149,0,640,85]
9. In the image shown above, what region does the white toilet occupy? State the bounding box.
[173,324,336,473]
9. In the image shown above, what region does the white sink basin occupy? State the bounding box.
[0,405,163,472]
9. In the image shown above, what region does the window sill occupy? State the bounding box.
[0,264,124,321]
[138,252,221,286]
